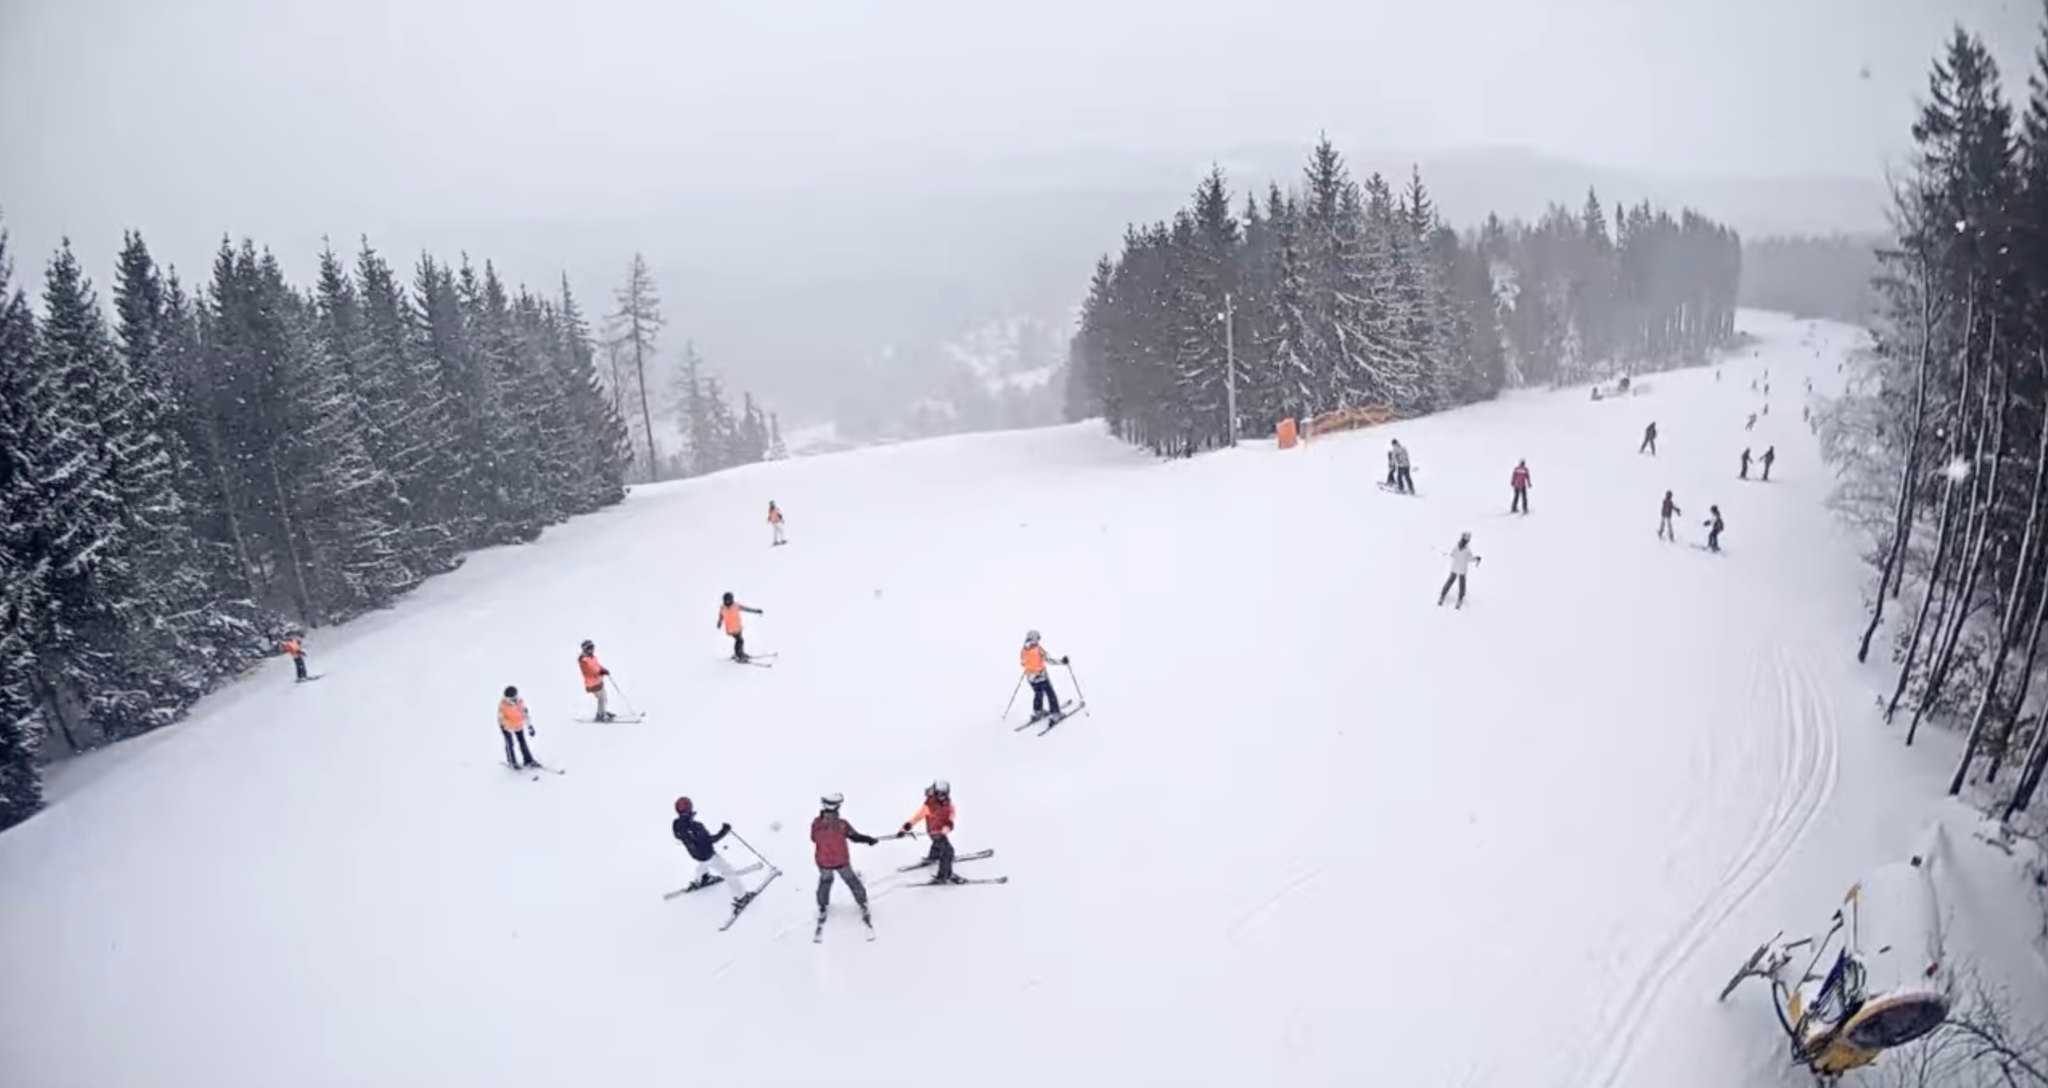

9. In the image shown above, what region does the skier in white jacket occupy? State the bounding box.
[1437,532,1482,608]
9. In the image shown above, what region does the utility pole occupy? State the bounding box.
[1221,292,1238,447]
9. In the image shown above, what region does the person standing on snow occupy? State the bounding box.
[578,640,614,721]
[1761,446,1776,482]
[1703,506,1726,553]
[1659,491,1682,541]
[1509,460,1532,514]
[1020,630,1069,722]
[717,592,764,662]
[1390,439,1415,494]
[901,781,961,884]
[1740,447,1753,480]
[812,793,879,925]
[1745,412,1758,432]
[281,631,310,682]
[1639,422,1658,456]
[497,685,540,770]
[767,501,787,547]
[673,797,754,906]
[1437,532,1482,608]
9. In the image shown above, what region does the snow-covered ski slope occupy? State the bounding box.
[4,311,2043,1087]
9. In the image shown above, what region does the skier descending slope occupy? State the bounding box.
[497,686,541,771]
[1761,446,1776,482]
[717,592,764,663]
[1020,630,1070,724]
[1639,421,1658,455]
[1437,532,1482,609]
[281,632,310,682]
[1703,506,1726,553]
[577,640,614,721]
[811,793,879,941]
[1509,460,1532,514]
[901,781,961,884]
[1659,491,1683,541]
[672,797,754,907]
[1740,447,1753,480]
[1389,439,1415,494]
[767,501,786,547]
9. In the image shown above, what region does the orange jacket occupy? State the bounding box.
[281,637,302,658]
[498,697,528,733]
[767,506,783,524]
[1020,644,1048,677]
[906,798,955,838]
[578,653,605,691]
[721,604,745,635]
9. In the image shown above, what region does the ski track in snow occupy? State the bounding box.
[1581,647,1839,1086]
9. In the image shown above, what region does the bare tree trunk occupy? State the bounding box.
[1972,350,2048,784]
[1922,328,2007,754]
[267,460,317,627]
[1859,269,1941,659]
[630,308,658,474]
[2001,597,2048,813]
[1897,301,1976,740]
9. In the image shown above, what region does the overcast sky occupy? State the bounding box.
[1,0,2041,410]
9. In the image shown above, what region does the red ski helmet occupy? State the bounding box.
[674,796,693,815]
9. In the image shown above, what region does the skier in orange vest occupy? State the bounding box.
[717,592,764,662]
[577,640,613,721]
[280,632,309,682]
[497,686,540,770]
[767,501,787,547]
[1020,630,1069,723]
[901,780,961,884]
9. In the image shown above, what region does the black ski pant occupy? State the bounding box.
[293,656,308,680]
[1510,487,1528,513]
[1396,466,1414,493]
[1762,464,1772,482]
[817,865,869,912]
[1740,463,1749,479]
[1658,515,1675,541]
[925,833,956,881]
[1640,436,1656,455]
[502,730,534,767]
[730,633,746,661]
[1707,529,1722,553]
[1031,676,1060,716]
[1438,572,1467,605]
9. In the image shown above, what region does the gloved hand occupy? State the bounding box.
[719,822,731,835]
[899,823,913,835]
[1061,656,1071,665]
[526,726,535,737]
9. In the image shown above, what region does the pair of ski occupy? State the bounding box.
[660,862,784,931]
[505,762,566,780]
[1012,700,1085,735]
[897,850,1009,886]
[726,652,778,669]
[572,713,646,723]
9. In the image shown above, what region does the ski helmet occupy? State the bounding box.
[503,685,518,698]
[820,792,844,810]
[674,796,693,815]
[1024,629,1041,645]
[929,779,950,797]
[580,639,595,653]
[722,591,735,605]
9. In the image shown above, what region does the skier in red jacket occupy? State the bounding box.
[811,793,881,925]
[1509,460,1532,514]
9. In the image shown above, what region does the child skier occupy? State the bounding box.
[812,793,879,926]
[281,632,309,682]
[577,640,613,721]
[1761,446,1776,482]
[901,780,960,884]
[1390,439,1415,494]
[717,592,764,662]
[1385,446,1398,488]
[1703,506,1726,553]
[1740,447,1753,480]
[1639,422,1658,455]
[1746,412,1758,432]
[767,501,786,547]
[672,797,753,907]
[1020,630,1069,722]
[1437,532,1481,608]
[1659,491,1682,541]
[497,685,539,770]
[1509,459,1531,514]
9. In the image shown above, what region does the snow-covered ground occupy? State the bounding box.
[3,311,2043,1087]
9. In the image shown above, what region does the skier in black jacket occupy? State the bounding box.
[673,797,752,906]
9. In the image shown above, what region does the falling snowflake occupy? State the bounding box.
[1944,457,1971,483]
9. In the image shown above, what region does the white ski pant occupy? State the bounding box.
[771,522,786,544]
[695,853,745,896]
[589,686,609,718]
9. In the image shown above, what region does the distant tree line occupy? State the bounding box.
[1823,16,2048,817]
[1063,137,1741,455]
[602,253,787,481]
[1739,233,1886,325]
[0,224,632,829]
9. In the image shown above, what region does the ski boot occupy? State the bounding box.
[522,758,540,769]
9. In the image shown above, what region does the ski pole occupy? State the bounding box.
[1001,672,1024,720]
[1063,660,1087,709]
[727,828,775,871]
[607,675,639,716]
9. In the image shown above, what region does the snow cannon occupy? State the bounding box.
[1718,826,1951,1080]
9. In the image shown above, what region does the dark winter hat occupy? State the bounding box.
[674,796,693,815]
[503,685,518,698]
[722,591,735,605]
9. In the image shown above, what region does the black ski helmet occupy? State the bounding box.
[580,639,594,653]
[722,591,735,606]
[503,685,518,698]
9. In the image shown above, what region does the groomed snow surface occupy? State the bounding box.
[3,311,2043,1087]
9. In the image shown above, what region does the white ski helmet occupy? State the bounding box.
[1024,630,1041,646]
[820,792,844,810]
[929,779,950,797]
